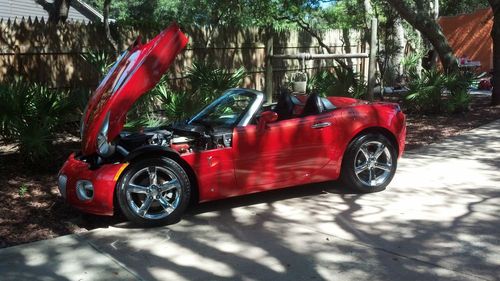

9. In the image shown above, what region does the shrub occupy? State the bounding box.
[125,61,247,127]
[0,78,73,164]
[187,61,246,103]
[404,69,472,114]
[445,72,473,113]
[405,69,446,113]
[308,65,366,99]
[81,50,114,79]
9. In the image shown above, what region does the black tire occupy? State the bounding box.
[117,157,191,227]
[341,133,397,193]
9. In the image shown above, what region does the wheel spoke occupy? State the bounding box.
[360,146,370,160]
[368,168,373,184]
[128,183,148,194]
[375,162,391,172]
[148,166,157,185]
[373,144,386,160]
[160,178,180,192]
[158,196,175,212]
[355,163,369,174]
[138,195,153,217]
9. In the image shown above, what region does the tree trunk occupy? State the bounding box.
[389,17,406,82]
[428,0,440,68]
[363,0,375,31]
[386,0,458,72]
[54,0,71,22]
[489,1,500,105]
[36,0,71,23]
[103,0,118,52]
[342,28,354,69]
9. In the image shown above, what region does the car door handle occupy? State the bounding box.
[311,122,332,129]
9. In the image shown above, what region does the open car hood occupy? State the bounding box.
[80,23,188,156]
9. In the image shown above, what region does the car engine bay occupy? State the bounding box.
[118,122,233,156]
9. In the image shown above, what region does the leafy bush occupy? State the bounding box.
[125,61,247,127]
[308,65,365,99]
[81,50,114,79]
[404,69,472,114]
[401,50,425,79]
[187,61,246,102]
[445,72,473,113]
[0,78,73,164]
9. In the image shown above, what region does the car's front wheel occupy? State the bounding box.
[117,157,191,227]
[341,133,397,193]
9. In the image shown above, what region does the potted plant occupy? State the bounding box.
[292,72,308,93]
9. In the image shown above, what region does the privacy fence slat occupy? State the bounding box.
[0,19,365,92]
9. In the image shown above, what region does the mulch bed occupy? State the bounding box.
[1,95,499,249]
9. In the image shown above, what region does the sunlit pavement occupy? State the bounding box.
[1,120,499,281]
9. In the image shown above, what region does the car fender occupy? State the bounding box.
[122,145,200,204]
[124,145,180,163]
[331,106,403,176]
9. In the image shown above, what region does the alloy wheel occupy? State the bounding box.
[125,166,182,220]
[353,141,393,187]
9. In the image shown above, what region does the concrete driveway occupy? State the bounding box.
[1,120,499,281]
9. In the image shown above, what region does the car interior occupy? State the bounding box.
[271,89,336,122]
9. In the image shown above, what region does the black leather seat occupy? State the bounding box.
[274,89,295,121]
[301,92,325,116]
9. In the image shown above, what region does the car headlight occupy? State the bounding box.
[97,112,114,157]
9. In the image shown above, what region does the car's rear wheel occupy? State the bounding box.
[117,157,190,226]
[341,133,397,193]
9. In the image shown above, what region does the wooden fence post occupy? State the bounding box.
[265,28,274,104]
[367,18,378,102]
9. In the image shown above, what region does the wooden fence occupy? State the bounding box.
[0,17,366,93]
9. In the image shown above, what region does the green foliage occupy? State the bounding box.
[81,50,114,78]
[187,61,246,103]
[125,61,247,128]
[405,69,472,114]
[308,66,366,99]
[87,0,328,29]
[440,0,488,16]
[444,72,473,113]
[405,69,446,113]
[321,0,366,29]
[0,78,73,164]
[158,89,200,122]
[124,113,166,130]
[401,50,426,79]
[18,184,28,197]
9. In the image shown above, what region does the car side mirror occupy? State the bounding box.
[257,111,278,130]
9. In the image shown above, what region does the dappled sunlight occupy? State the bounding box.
[3,115,498,280]
[0,235,137,280]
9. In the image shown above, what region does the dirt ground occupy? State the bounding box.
[1,95,499,248]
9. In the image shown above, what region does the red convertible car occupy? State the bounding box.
[58,24,406,226]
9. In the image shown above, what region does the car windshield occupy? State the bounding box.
[189,90,257,127]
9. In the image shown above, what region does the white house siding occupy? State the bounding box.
[0,0,92,22]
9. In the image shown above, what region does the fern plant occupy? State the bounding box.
[0,78,73,164]
[125,61,247,128]
[404,69,472,114]
[188,61,246,103]
[308,66,365,98]
[81,50,114,79]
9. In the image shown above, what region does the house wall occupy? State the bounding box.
[0,0,92,22]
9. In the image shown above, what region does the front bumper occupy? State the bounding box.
[58,153,128,216]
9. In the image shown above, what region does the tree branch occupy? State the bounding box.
[103,0,117,52]
[275,15,351,71]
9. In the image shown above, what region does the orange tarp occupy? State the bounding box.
[438,8,493,73]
